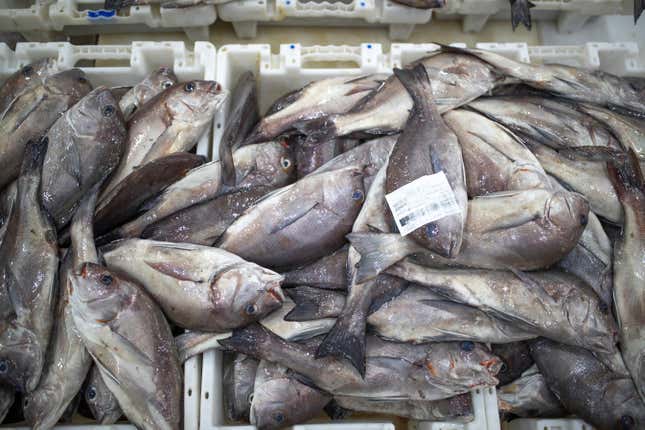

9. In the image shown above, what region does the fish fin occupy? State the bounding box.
[144,261,203,282]
[347,233,416,283]
[510,0,535,30]
[293,115,341,141]
[316,312,366,378]
[393,64,433,110]
[557,146,626,162]
[284,287,328,321]
[367,283,407,315]
[21,137,48,175]
[269,202,319,235]
[607,148,645,204]
[324,399,352,420]
[175,332,229,362]
[218,323,273,357]
[636,0,644,23]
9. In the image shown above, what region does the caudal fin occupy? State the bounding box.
[21,137,48,176]
[393,63,433,108]
[636,0,644,23]
[284,287,344,321]
[510,0,535,30]
[316,311,367,377]
[218,323,274,358]
[347,232,417,283]
[607,148,644,203]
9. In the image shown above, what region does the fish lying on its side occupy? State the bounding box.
[119,67,178,121]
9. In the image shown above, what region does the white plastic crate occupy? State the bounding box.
[0,40,217,429]
[216,0,432,41]
[0,0,57,41]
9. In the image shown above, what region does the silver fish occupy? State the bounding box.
[0,181,17,246]
[579,104,645,160]
[0,58,57,116]
[497,365,565,418]
[102,239,284,332]
[282,246,348,290]
[119,67,177,121]
[224,353,258,422]
[83,365,122,424]
[232,141,295,189]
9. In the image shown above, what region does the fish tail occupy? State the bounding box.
[219,323,273,358]
[293,115,341,141]
[393,63,433,110]
[316,310,367,377]
[636,0,644,23]
[607,148,644,204]
[510,0,535,30]
[346,233,414,283]
[284,287,332,321]
[324,399,352,420]
[21,137,48,175]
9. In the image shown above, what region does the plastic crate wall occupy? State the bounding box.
[0,40,216,430]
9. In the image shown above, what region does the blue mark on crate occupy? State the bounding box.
[87,9,116,20]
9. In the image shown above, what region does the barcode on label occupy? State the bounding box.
[385,172,461,236]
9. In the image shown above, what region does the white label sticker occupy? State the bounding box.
[385,172,461,237]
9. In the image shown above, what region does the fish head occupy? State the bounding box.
[69,87,126,140]
[165,80,227,121]
[23,382,64,427]
[562,287,618,353]
[545,191,590,230]
[240,140,296,188]
[45,68,93,99]
[84,373,122,424]
[0,322,43,392]
[9,58,56,90]
[213,265,285,327]
[424,342,502,390]
[144,67,178,96]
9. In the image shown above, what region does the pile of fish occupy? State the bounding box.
[0,44,643,430]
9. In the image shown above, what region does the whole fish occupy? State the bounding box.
[93,152,206,236]
[0,69,92,189]
[244,75,386,144]
[232,141,295,189]
[0,384,14,423]
[41,87,126,229]
[221,325,502,400]
[102,239,284,332]
[509,0,535,30]
[69,263,182,430]
[0,58,57,115]
[119,67,177,121]
[83,365,122,424]
[100,80,225,199]
[385,64,467,257]
[491,342,534,386]
[531,339,645,430]
[0,140,58,392]
[224,353,258,422]
[24,190,99,429]
[282,246,348,290]
[579,103,645,160]
[607,150,645,402]
[497,365,565,418]
[296,50,507,140]
[350,188,589,282]
[98,161,222,243]
[218,71,259,184]
[219,166,366,269]
[333,394,474,421]
[387,262,617,355]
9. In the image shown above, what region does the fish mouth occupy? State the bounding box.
[207,82,224,94]
[480,357,504,376]
[267,285,285,304]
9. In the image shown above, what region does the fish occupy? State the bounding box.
[444,109,550,197]
[232,141,296,189]
[250,360,331,430]
[83,365,122,424]
[0,68,92,189]
[100,80,225,199]
[0,58,57,115]
[607,149,645,403]
[509,0,535,30]
[0,384,14,423]
[390,0,445,8]
[294,136,356,178]
[224,353,258,422]
[637,0,644,22]
[244,74,386,145]
[0,139,59,392]
[491,342,534,386]
[0,181,17,246]
[218,71,259,185]
[295,50,507,140]
[102,239,284,332]
[281,246,348,290]
[385,64,467,257]
[221,324,502,400]
[387,262,617,355]
[219,166,366,269]
[530,338,645,430]
[104,0,231,9]
[93,152,206,237]
[578,103,645,160]
[332,394,474,421]
[69,262,182,430]
[497,365,565,418]
[40,87,126,229]
[119,67,178,121]
[284,286,348,321]
[24,189,99,429]
[350,188,589,282]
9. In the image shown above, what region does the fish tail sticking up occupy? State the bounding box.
[346,233,416,283]
[284,288,328,321]
[392,64,433,109]
[607,148,645,205]
[316,310,367,378]
[510,0,535,30]
[635,0,644,23]
[219,323,273,357]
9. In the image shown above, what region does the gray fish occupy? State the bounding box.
[285,286,348,321]
[497,365,565,418]
[0,69,92,189]
[41,87,126,229]
[333,394,473,421]
[24,189,99,429]
[509,0,535,30]
[0,58,57,116]
[224,353,258,422]
[232,141,296,189]
[102,239,284,332]
[83,365,122,424]
[0,384,14,423]
[491,342,533,386]
[579,103,645,160]
[0,140,58,392]
[387,262,617,355]
[219,166,366,269]
[93,152,206,237]
[119,67,177,121]
[294,136,356,179]
[531,338,645,430]
[244,75,386,145]
[69,263,182,430]
[0,181,16,246]
[282,246,348,290]
[385,64,467,257]
[221,325,502,400]
[100,80,225,199]
[607,150,645,402]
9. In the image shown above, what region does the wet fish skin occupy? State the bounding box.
[100,80,226,199]
[0,384,14,423]
[497,365,565,418]
[491,342,533,386]
[224,353,258,422]
[0,181,17,247]
[531,338,645,430]
[219,167,366,269]
[94,152,206,237]
[69,263,182,430]
[0,68,92,190]
[83,365,122,424]
[102,239,284,332]
[578,103,645,160]
[119,67,178,121]
[285,286,347,321]
[41,87,126,229]
[232,141,296,189]
[0,58,57,115]
[0,139,59,392]
[282,246,348,290]
[294,136,356,178]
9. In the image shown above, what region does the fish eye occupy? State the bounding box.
[245,304,257,315]
[498,362,508,373]
[78,76,88,84]
[247,393,254,404]
[579,213,588,226]
[184,82,196,93]
[102,105,115,117]
[460,341,475,352]
[620,415,635,429]
[87,386,97,401]
[0,359,8,374]
[162,80,173,89]
[22,65,33,77]
[23,398,29,407]
[351,190,364,201]
[280,157,291,170]
[100,274,113,286]
[273,411,285,423]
